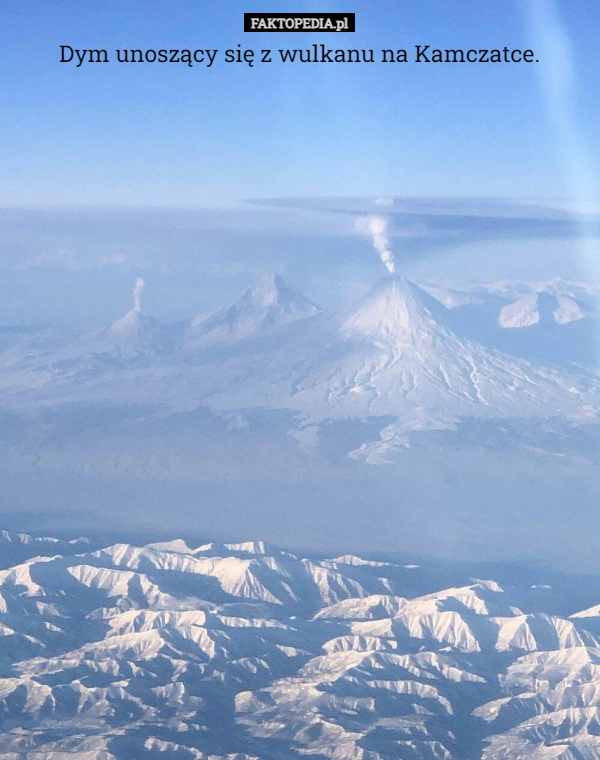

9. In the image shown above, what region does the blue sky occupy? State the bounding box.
[1,1,600,326]
[2,0,599,206]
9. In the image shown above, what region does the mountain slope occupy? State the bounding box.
[186,273,320,348]
[1,531,600,759]
[430,279,599,367]
[97,307,178,359]
[498,280,592,328]
[1,276,599,466]
[202,277,598,434]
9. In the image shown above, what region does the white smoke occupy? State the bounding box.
[133,277,145,312]
[364,216,396,275]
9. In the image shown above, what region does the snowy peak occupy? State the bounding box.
[335,276,444,345]
[2,272,600,462]
[498,292,587,329]
[245,273,317,314]
[102,308,176,358]
[106,308,156,339]
[2,532,600,759]
[499,282,590,329]
[186,273,320,348]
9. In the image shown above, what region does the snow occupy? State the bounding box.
[0,530,599,758]
[0,274,599,480]
[185,272,320,348]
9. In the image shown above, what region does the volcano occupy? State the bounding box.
[101,308,177,359]
[197,276,595,436]
[185,273,320,349]
[1,276,597,457]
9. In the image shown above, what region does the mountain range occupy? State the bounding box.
[1,274,598,453]
[1,273,600,565]
[0,529,599,759]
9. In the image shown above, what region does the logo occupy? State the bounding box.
[244,13,355,33]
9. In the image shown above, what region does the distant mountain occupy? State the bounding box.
[0,528,90,568]
[1,529,600,760]
[0,275,599,464]
[186,273,320,348]
[99,307,177,359]
[1,307,179,382]
[201,277,598,435]
[498,281,590,328]
[424,280,599,367]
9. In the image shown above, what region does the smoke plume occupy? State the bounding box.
[133,277,145,312]
[365,216,396,275]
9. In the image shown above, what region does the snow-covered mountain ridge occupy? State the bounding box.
[1,274,599,466]
[186,272,321,348]
[1,529,600,759]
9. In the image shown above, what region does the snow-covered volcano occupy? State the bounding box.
[100,307,177,359]
[186,273,320,348]
[335,276,445,345]
[1,275,598,462]
[201,276,595,433]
